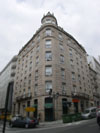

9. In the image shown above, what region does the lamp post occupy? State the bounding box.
[49,89,59,120]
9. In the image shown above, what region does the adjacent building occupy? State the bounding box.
[12,12,94,121]
[88,56,100,106]
[0,56,17,114]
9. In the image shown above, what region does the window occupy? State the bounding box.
[24,77,27,80]
[28,80,31,84]
[71,64,74,69]
[23,89,25,95]
[52,20,56,24]
[46,29,51,36]
[45,40,51,48]
[28,87,31,94]
[35,70,38,80]
[36,56,39,65]
[30,56,32,60]
[37,35,40,41]
[67,40,71,44]
[32,42,34,46]
[59,43,64,50]
[29,67,32,71]
[34,84,38,95]
[60,55,64,63]
[62,83,66,92]
[27,101,30,107]
[79,81,81,84]
[30,61,32,65]
[70,59,73,65]
[72,72,75,81]
[78,75,81,80]
[46,19,51,23]
[78,68,80,72]
[59,33,62,40]
[69,49,73,56]
[61,68,65,79]
[45,51,52,61]
[24,82,26,87]
[36,45,40,52]
[45,81,52,92]
[45,66,52,76]
[35,84,38,91]
[29,73,31,77]
[73,85,76,92]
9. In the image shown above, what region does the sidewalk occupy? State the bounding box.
[39,120,63,127]
[38,119,92,128]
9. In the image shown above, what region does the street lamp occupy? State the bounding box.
[49,89,59,120]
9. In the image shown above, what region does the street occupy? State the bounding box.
[0,118,99,133]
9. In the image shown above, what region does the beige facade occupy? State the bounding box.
[13,12,93,121]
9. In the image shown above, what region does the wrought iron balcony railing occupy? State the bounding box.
[71,91,89,99]
[16,93,32,102]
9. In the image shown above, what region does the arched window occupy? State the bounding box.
[46,29,51,36]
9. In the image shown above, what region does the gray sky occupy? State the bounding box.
[0,0,100,71]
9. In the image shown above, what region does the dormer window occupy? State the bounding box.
[46,19,51,23]
[52,20,56,24]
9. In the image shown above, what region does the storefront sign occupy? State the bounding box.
[72,99,79,103]
[25,107,35,112]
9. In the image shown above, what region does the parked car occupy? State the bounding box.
[96,108,100,127]
[9,116,38,128]
[96,107,100,114]
[81,107,97,119]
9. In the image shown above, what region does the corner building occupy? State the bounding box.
[13,12,93,121]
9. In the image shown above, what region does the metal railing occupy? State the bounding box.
[16,93,32,101]
[71,91,89,99]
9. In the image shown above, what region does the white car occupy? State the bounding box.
[81,107,97,119]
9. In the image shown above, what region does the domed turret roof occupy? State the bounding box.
[41,12,58,25]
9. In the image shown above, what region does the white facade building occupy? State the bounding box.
[87,55,100,106]
[0,56,17,113]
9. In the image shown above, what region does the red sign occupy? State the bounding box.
[72,99,79,103]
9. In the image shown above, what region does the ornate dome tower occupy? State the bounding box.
[41,12,58,26]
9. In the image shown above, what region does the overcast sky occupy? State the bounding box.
[0,0,100,71]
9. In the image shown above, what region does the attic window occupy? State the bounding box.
[45,19,51,23]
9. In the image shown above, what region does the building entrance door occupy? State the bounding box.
[45,108,53,121]
[74,102,79,113]
[45,97,54,121]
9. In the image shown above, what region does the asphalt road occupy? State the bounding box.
[0,118,99,133]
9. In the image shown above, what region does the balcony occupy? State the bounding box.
[16,93,32,102]
[71,91,89,99]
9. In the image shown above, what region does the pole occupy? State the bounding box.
[2,83,10,133]
[53,95,55,121]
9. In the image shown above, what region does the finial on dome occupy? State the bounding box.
[47,12,51,15]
